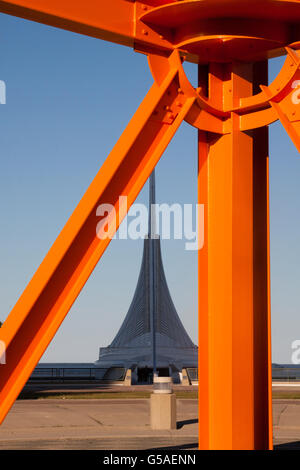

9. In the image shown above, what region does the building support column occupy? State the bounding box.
[198,62,273,450]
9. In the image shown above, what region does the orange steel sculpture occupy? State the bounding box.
[1,0,300,450]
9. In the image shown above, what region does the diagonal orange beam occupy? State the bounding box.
[261,83,300,152]
[0,51,196,424]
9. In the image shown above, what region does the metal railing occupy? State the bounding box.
[28,367,126,382]
[272,367,300,382]
[28,366,299,384]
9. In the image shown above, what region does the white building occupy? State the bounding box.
[95,171,198,384]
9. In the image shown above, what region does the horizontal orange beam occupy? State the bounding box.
[0,0,135,47]
[0,0,175,56]
[1,0,300,63]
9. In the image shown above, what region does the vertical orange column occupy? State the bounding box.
[198,62,273,450]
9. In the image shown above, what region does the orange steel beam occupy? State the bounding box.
[0,0,135,48]
[0,51,196,424]
[2,0,300,63]
[0,0,174,57]
[198,62,273,450]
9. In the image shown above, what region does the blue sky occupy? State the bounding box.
[0,13,299,364]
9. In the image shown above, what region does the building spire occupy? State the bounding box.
[149,169,157,375]
[96,168,197,380]
[149,169,157,239]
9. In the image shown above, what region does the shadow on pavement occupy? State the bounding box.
[147,443,198,450]
[177,418,198,429]
[274,441,300,450]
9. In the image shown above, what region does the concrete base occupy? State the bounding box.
[124,369,132,386]
[150,392,177,430]
[181,368,190,386]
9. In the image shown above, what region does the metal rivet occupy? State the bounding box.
[142,29,148,35]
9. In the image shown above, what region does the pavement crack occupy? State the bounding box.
[276,404,288,427]
[87,415,103,426]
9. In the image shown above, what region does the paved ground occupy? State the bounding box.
[0,398,198,450]
[23,384,195,392]
[19,383,196,398]
[273,400,300,449]
[2,393,300,449]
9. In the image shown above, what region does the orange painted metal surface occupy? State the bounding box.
[1,0,300,62]
[260,49,300,151]
[198,61,273,449]
[0,0,300,450]
[0,0,135,48]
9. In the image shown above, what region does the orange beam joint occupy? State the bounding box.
[260,48,300,152]
[185,48,300,137]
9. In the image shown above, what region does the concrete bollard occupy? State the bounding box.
[124,368,132,385]
[181,368,190,386]
[150,377,176,430]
